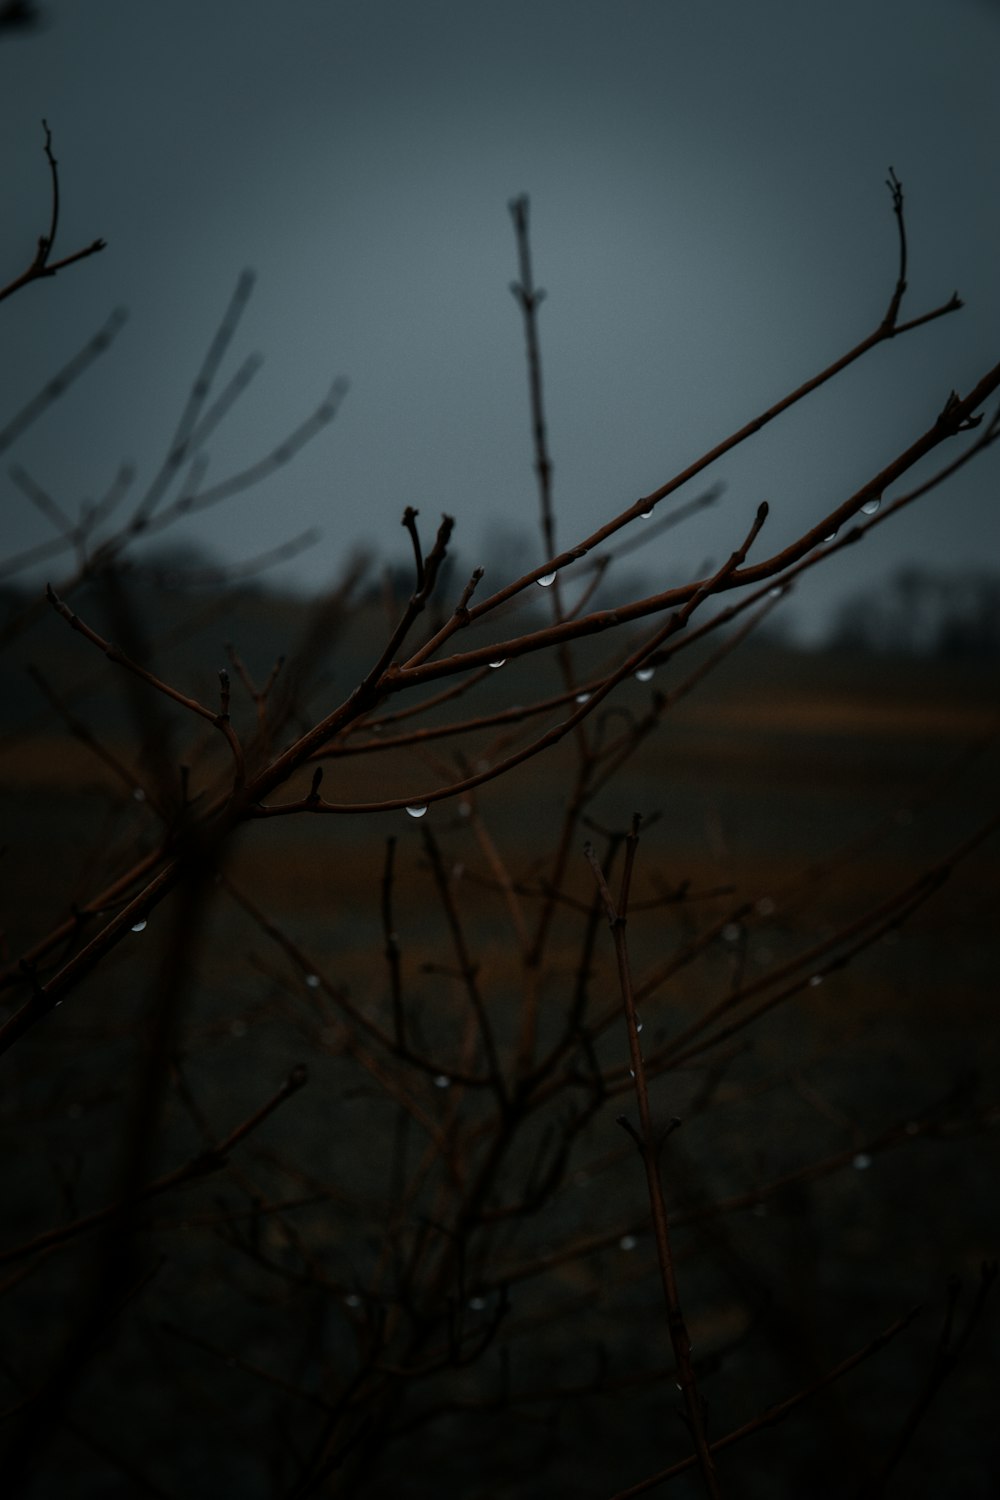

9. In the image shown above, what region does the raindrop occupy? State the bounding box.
[132,787,146,803]
[823,527,839,543]
[861,496,882,515]
[575,691,592,704]
[130,918,147,934]
[406,804,428,819]
[304,974,321,990]
[852,1152,872,1171]
[628,1066,636,1080]
[635,1015,644,1034]
[488,658,506,669]
[768,585,783,599]
[468,1295,488,1311]
[619,1234,637,1251]
[640,508,653,519]
[634,666,655,683]
[537,571,557,588]
[433,1074,451,1090]
[808,974,823,988]
[344,1293,362,1309]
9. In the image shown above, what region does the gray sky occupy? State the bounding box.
[2,0,999,639]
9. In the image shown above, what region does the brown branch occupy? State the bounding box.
[608,1309,920,1498]
[0,122,106,305]
[0,309,127,457]
[588,816,723,1498]
[0,1065,308,1265]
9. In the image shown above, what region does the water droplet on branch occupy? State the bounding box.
[305,974,320,989]
[619,1234,637,1251]
[130,918,147,934]
[488,658,506,669]
[634,666,654,683]
[433,1074,451,1089]
[852,1152,872,1170]
[575,691,592,704]
[406,804,428,819]
[537,572,557,588]
[861,496,882,515]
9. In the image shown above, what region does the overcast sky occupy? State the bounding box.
[2,0,998,639]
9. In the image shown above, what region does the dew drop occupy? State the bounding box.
[852,1152,872,1171]
[634,666,655,683]
[861,496,882,516]
[537,571,557,588]
[619,1234,637,1251]
[406,804,428,819]
[132,787,146,803]
[433,1074,451,1089]
[575,691,592,704]
[808,974,823,988]
[304,974,321,990]
[130,918,147,934]
[488,658,506,669]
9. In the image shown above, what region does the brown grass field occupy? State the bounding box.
[1,637,997,1498]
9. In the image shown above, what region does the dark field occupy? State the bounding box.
[1,634,998,1498]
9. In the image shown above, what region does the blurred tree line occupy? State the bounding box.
[829,566,1000,660]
